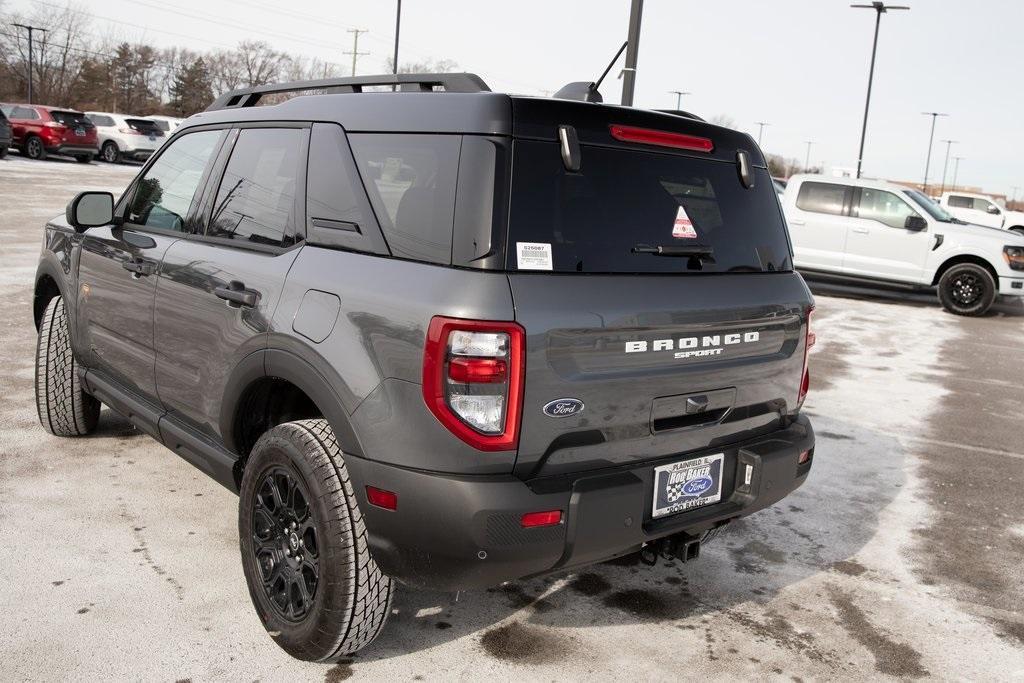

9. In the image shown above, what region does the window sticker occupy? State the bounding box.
[672,205,697,238]
[516,242,553,270]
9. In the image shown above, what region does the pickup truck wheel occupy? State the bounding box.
[239,419,394,661]
[24,135,46,160]
[35,297,100,436]
[937,263,996,316]
[1010,227,1024,237]
[101,141,120,164]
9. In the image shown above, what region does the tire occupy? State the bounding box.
[24,135,46,160]
[0,146,8,159]
[937,262,997,316]
[35,297,100,436]
[1010,227,1024,237]
[74,154,91,164]
[101,141,120,164]
[239,419,394,661]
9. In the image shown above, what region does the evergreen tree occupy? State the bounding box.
[169,57,213,116]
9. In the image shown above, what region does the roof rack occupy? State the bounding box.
[206,73,491,111]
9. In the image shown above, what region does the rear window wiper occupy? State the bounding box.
[632,244,715,258]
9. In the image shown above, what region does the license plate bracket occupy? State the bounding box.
[651,453,725,518]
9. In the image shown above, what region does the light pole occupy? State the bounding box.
[621,0,644,106]
[921,111,948,194]
[11,23,47,103]
[668,90,690,110]
[951,156,964,189]
[804,141,815,172]
[755,121,770,147]
[851,2,910,178]
[1012,186,1021,205]
[938,139,957,195]
[392,0,401,75]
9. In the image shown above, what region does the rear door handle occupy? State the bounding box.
[852,227,870,234]
[788,219,805,226]
[122,257,156,277]
[215,281,260,308]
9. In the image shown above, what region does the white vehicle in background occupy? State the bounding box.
[85,112,164,163]
[145,114,185,138]
[939,191,1024,235]
[782,174,1024,316]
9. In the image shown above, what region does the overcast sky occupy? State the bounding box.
[11,0,1024,196]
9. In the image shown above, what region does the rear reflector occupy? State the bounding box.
[798,307,815,407]
[609,124,714,153]
[798,449,812,465]
[366,486,398,510]
[520,510,562,528]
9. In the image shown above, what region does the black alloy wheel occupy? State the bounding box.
[937,262,996,316]
[250,466,320,622]
[949,271,984,307]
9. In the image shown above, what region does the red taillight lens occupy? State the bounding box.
[521,510,562,528]
[609,124,714,153]
[798,307,815,407]
[365,486,398,510]
[422,316,525,451]
[798,449,812,465]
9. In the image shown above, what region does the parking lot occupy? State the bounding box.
[1,155,1022,681]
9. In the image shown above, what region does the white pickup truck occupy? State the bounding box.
[939,191,1024,235]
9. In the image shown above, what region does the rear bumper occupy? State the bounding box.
[52,144,99,156]
[999,276,1024,296]
[345,414,815,591]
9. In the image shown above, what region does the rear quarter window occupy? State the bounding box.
[506,140,791,274]
[348,133,460,265]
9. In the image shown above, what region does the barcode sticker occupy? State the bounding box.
[517,242,553,270]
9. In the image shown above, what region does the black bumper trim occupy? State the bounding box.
[345,414,814,591]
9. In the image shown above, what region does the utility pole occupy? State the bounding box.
[11,23,47,103]
[951,156,964,189]
[392,0,402,75]
[851,3,910,178]
[620,0,644,106]
[755,122,770,147]
[344,29,369,77]
[668,90,690,110]
[920,111,947,194]
[1011,186,1021,205]
[804,141,815,172]
[938,139,957,195]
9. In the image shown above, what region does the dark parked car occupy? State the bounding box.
[1,103,97,162]
[0,108,11,158]
[33,73,815,661]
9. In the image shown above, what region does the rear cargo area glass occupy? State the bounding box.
[507,140,791,274]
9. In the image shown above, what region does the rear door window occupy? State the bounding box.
[947,195,972,209]
[796,182,850,216]
[348,133,460,265]
[208,127,305,248]
[506,140,791,273]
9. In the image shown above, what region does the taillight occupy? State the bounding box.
[118,127,142,135]
[43,121,64,129]
[423,317,525,451]
[798,307,815,407]
[609,124,714,153]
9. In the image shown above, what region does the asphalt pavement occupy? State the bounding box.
[1,155,1022,681]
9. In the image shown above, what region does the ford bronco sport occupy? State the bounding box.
[33,74,816,661]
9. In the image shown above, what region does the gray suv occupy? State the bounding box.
[33,74,816,661]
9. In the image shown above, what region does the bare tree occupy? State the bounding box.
[237,40,286,87]
[207,50,244,95]
[0,3,92,103]
[384,56,459,74]
[707,114,736,129]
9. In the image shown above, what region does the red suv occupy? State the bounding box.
[0,103,98,162]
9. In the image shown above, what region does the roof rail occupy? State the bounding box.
[206,72,491,111]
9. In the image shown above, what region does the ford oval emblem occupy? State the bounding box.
[542,398,585,418]
[682,476,714,497]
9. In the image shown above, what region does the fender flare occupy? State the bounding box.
[33,257,70,329]
[218,348,365,459]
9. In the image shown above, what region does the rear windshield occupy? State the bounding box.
[51,111,93,128]
[126,118,162,135]
[507,140,791,274]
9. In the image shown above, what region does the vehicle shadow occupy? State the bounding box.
[806,278,1024,317]
[355,414,900,664]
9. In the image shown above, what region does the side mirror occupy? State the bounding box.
[904,215,928,231]
[986,204,1001,215]
[66,191,114,233]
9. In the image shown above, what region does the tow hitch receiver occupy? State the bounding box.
[639,532,702,566]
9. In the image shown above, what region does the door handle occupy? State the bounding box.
[215,281,260,308]
[851,227,870,234]
[122,257,156,277]
[788,219,805,226]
